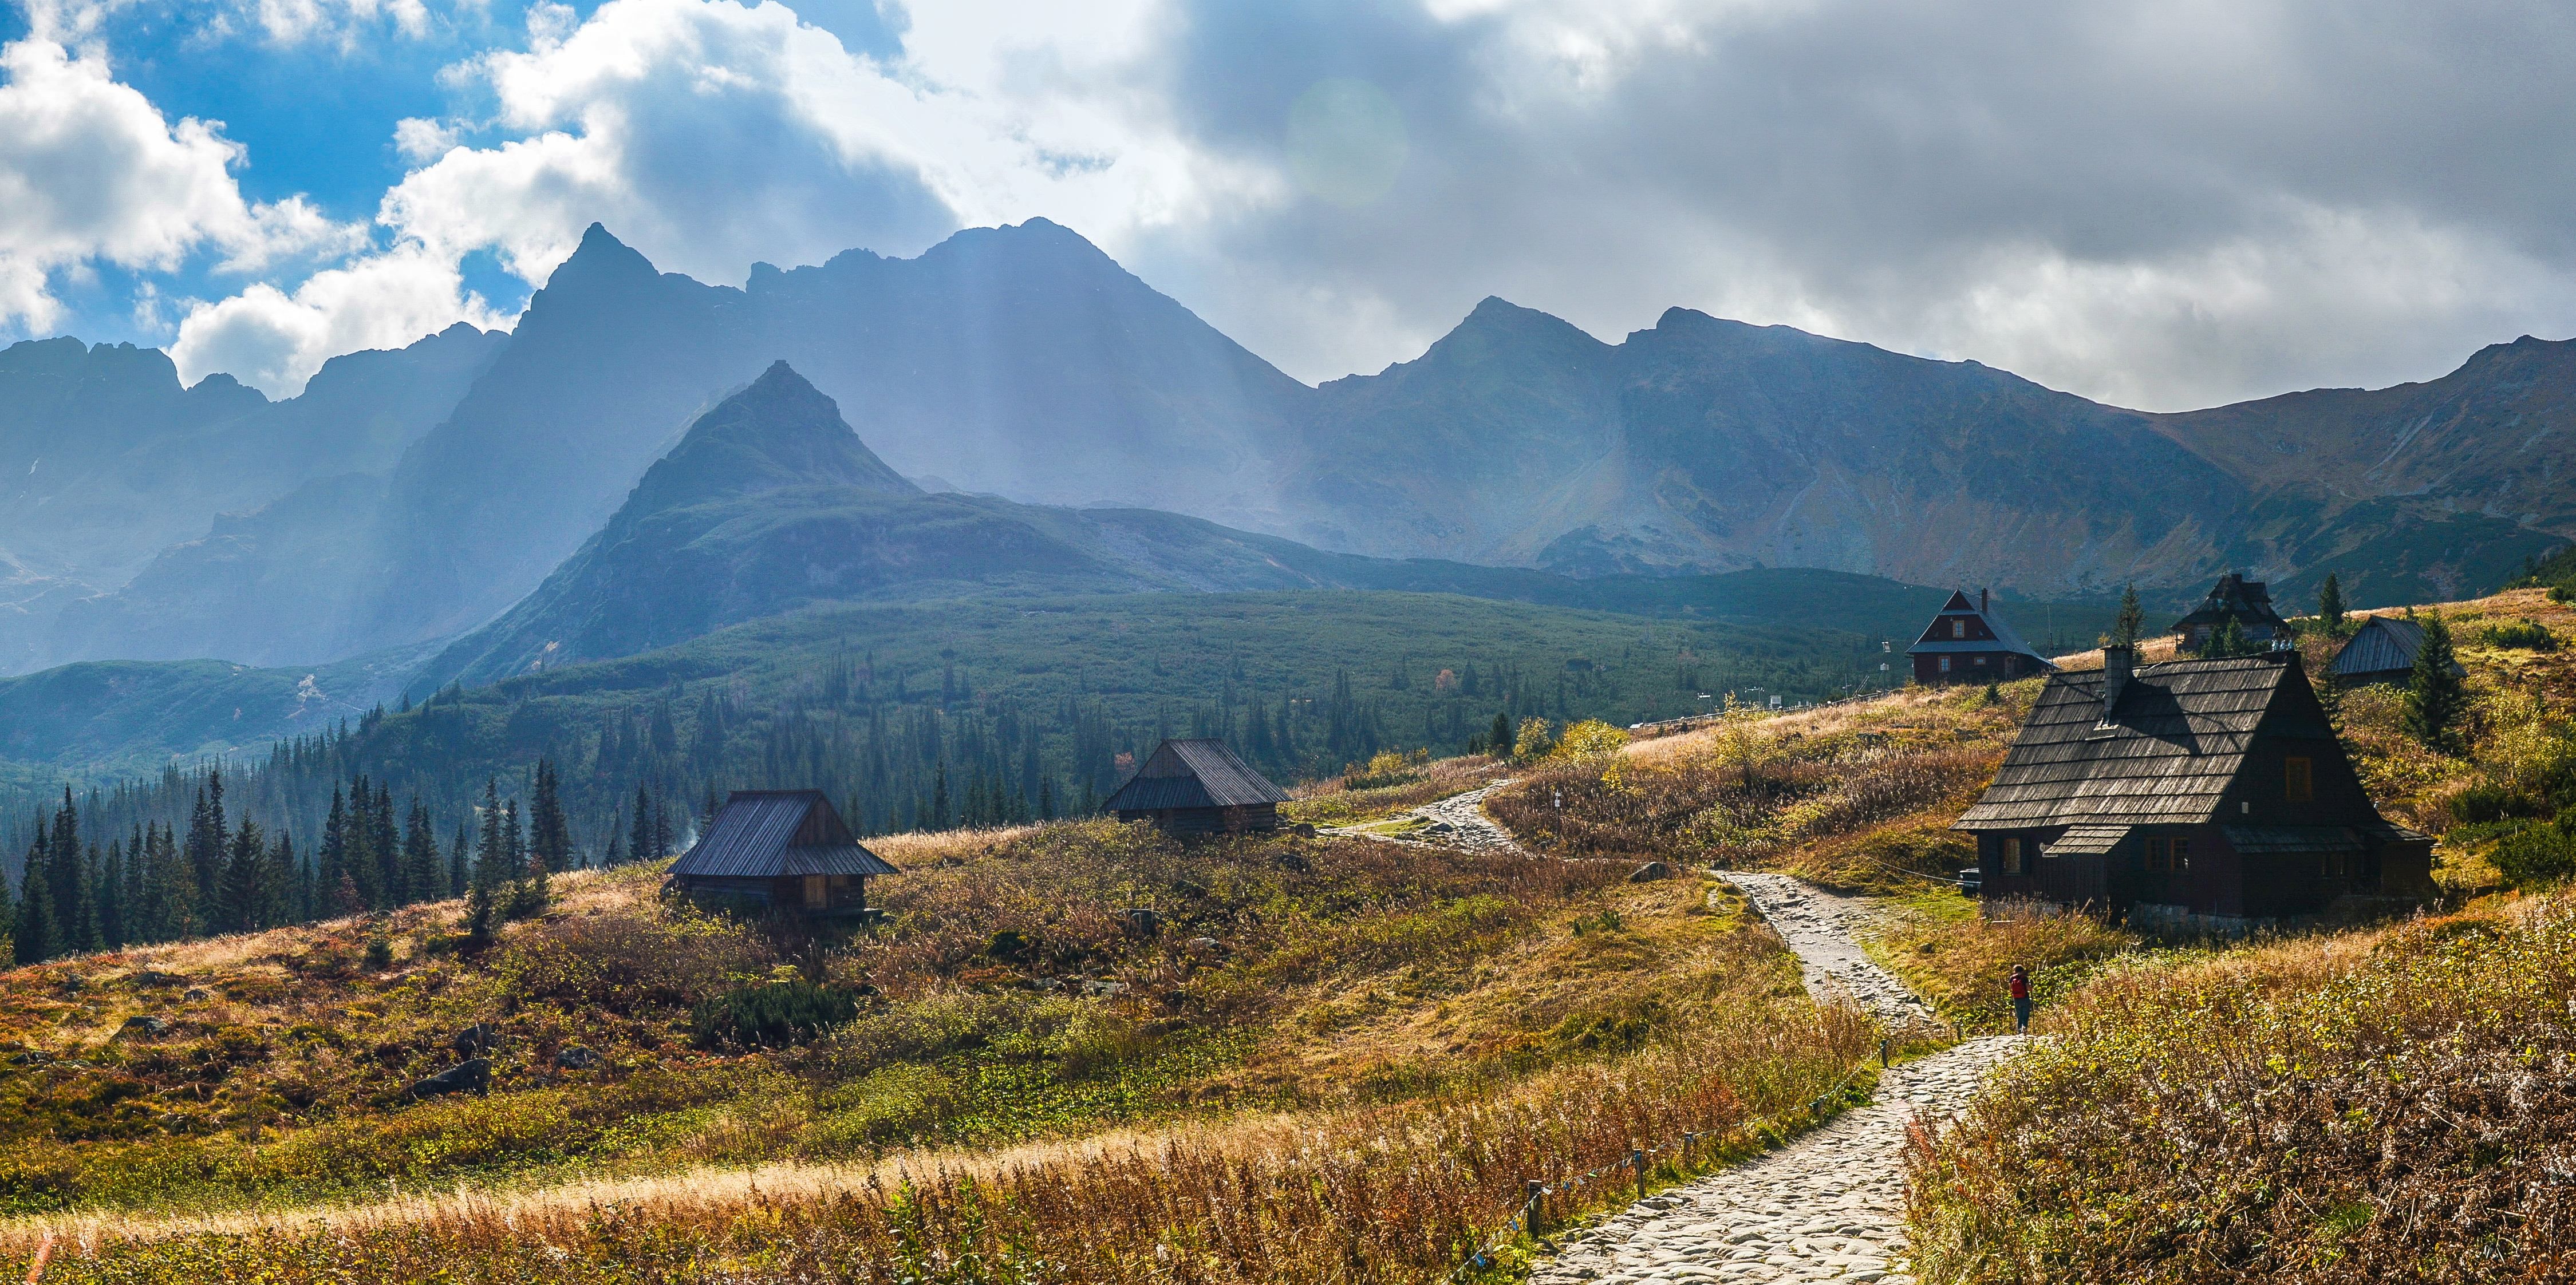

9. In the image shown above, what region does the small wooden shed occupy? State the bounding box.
[665,790,897,915]
[2329,615,2461,686]
[1104,739,1291,835]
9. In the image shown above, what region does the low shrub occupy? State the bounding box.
[2480,618,2557,650]
[688,981,861,1049]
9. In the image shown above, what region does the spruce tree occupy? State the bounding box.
[372,782,399,906]
[466,780,506,945]
[13,846,54,964]
[403,801,443,904]
[529,761,571,875]
[2114,585,2145,647]
[2206,617,2255,659]
[630,785,655,865]
[120,824,145,944]
[220,819,267,934]
[449,819,472,897]
[186,774,227,929]
[317,788,348,914]
[96,843,124,951]
[601,808,627,868]
[2318,573,2347,636]
[1489,711,1512,756]
[2405,612,2469,756]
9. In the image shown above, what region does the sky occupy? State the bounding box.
[2,0,2574,410]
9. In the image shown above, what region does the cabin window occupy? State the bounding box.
[1952,620,1966,639]
[2144,837,2166,872]
[2285,757,2314,803]
[1939,657,1952,674]
[1999,835,2023,875]
[1974,655,1989,666]
[2171,837,2190,870]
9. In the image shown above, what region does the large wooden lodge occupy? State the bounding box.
[1906,588,2053,685]
[1955,645,2433,930]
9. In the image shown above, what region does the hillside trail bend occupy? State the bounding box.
[1530,870,2026,1285]
[1315,780,1528,854]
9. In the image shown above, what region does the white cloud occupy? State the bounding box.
[374,0,1258,290]
[0,33,368,335]
[168,243,508,393]
[392,116,461,163]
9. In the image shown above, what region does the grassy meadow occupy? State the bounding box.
[0,806,1882,1282]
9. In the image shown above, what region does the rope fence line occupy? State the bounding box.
[1438,1049,1891,1282]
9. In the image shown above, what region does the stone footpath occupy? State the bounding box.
[1528,873,2023,1285]
[1721,871,1932,1026]
[1319,780,1526,855]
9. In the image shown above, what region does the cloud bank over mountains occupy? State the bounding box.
[2,0,2574,410]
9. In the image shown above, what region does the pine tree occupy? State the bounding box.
[220,818,267,934]
[601,808,627,868]
[2113,585,2145,647]
[120,824,145,944]
[449,819,472,897]
[317,787,348,913]
[466,780,506,945]
[2206,617,2256,658]
[96,842,125,950]
[652,797,672,861]
[1489,711,1512,756]
[13,845,55,964]
[630,784,654,865]
[2405,612,2468,755]
[403,801,443,904]
[2318,572,2347,637]
[372,782,399,905]
[528,761,571,875]
[185,774,227,928]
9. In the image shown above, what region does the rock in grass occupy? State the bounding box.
[410,1058,491,1099]
[553,1046,602,1070]
[1630,861,1673,883]
[452,1023,500,1056]
[116,1015,170,1037]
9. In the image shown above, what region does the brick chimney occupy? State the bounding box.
[2101,644,2137,722]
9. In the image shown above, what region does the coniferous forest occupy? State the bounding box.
[0,590,1894,962]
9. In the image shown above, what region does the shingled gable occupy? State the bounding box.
[665,791,897,918]
[1904,588,2053,684]
[1957,650,2432,926]
[1105,739,1290,835]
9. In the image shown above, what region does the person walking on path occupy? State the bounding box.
[2009,965,2032,1034]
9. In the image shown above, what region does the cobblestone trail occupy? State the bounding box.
[1526,871,2022,1284]
[1410,781,1527,853]
[1317,780,1527,855]
[1721,871,1932,1026]
[1526,1037,2024,1285]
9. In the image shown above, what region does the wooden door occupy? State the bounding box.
[803,875,827,910]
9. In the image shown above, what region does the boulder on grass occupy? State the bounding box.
[452,1023,500,1057]
[553,1046,602,1070]
[1629,861,1673,883]
[410,1057,491,1099]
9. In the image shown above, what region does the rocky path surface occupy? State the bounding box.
[1528,872,2021,1285]
[1720,872,1933,1026]
[1317,780,1526,855]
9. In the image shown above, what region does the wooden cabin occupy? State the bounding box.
[1954,646,2433,932]
[2171,572,2293,651]
[2329,615,2460,686]
[1104,739,1291,835]
[1905,588,2054,685]
[665,790,897,916]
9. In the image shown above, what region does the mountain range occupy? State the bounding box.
[4,217,2573,678]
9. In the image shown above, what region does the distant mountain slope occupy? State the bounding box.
[414,362,1329,688]
[423,362,2088,692]
[1276,302,2559,605]
[0,643,426,773]
[0,325,504,671]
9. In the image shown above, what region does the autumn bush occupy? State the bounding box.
[1907,896,2576,1283]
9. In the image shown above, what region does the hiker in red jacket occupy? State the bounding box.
[2009,966,2032,1034]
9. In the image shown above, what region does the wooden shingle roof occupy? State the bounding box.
[668,790,898,879]
[1955,656,2324,831]
[1904,590,2053,663]
[2329,615,2460,680]
[1104,739,1290,812]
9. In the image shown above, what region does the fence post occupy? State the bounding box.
[1632,1148,1646,1201]
[1880,1036,1890,1068]
[1525,1180,1545,1238]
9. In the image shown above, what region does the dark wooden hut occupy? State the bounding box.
[665,790,897,915]
[1904,587,2054,685]
[2328,615,2460,686]
[2171,572,2293,651]
[1955,646,2433,931]
[1104,739,1291,835]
